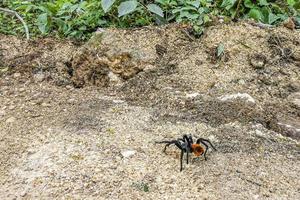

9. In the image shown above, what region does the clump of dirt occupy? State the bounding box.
[70,48,145,87]
[70,24,194,87]
[0,35,76,85]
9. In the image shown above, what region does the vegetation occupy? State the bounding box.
[0,0,299,40]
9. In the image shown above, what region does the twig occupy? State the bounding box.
[233,0,242,20]
[240,176,263,187]
[181,29,195,41]
[0,7,30,40]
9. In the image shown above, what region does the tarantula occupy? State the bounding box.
[156,134,217,171]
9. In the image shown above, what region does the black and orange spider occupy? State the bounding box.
[156,134,217,171]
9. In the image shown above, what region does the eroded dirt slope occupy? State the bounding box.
[0,22,299,199]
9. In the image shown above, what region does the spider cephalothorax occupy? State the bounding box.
[156,134,216,171]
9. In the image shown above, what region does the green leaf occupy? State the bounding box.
[172,6,198,14]
[287,0,296,6]
[244,0,255,8]
[294,16,300,24]
[248,8,263,22]
[294,1,300,9]
[203,14,211,24]
[177,11,199,21]
[101,0,116,13]
[147,4,164,17]
[118,0,138,17]
[37,13,49,34]
[188,0,201,8]
[268,12,280,24]
[221,0,238,10]
[259,0,269,6]
[217,43,224,58]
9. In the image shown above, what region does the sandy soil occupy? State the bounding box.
[0,22,299,199]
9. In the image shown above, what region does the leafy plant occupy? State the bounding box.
[0,0,299,40]
[219,0,299,24]
[131,181,150,192]
[101,0,164,20]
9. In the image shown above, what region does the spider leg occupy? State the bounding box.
[196,138,217,151]
[183,135,192,151]
[186,149,189,164]
[187,135,194,164]
[188,135,194,144]
[183,135,192,164]
[200,141,209,160]
[155,140,183,153]
[196,138,217,160]
[180,149,184,172]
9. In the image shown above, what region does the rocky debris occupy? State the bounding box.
[288,92,300,108]
[108,71,122,85]
[0,110,6,116]
[8,105,15,110]
[121,150,136,158]
[112,99,125,104]
[13,72,21,78]
[277,118,300,139]
[5,116,16,123]
[70,48,146,87]
[41,102,51,107]
[218,93,256,104]
[67,98,76,104]
[33,73,45,83]
[186,92,200,98]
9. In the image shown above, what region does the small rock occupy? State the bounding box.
[6,117,16,123]
[144,64,156,72]
[96,28,106,34]
[108,71,122,85]
[218,93,256,104]
[113,99,125,104]
[0,110,6,116]
[66,85,73,90]
[116,156,122,161]
[20,191,27,197]
[41,102,51,107]
[19,88,25,92]
[208,135,217,142]
[8,105,15,110]
[186,92,200,98]
[67,99,75,104]
[238,79,246,85]
[255,129,265,137]
[13,73,21,78]
[121,150,136,158]
[2,86,9,91]
[288,92,300,108]
[33,73,45,82]
[277,119,300,139]
[163,87,173,91]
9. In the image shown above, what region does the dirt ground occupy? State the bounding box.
[0,22,299,199]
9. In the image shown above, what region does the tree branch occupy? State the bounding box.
[0,7,30,40]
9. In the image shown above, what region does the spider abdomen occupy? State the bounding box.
[191,144,204,156]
